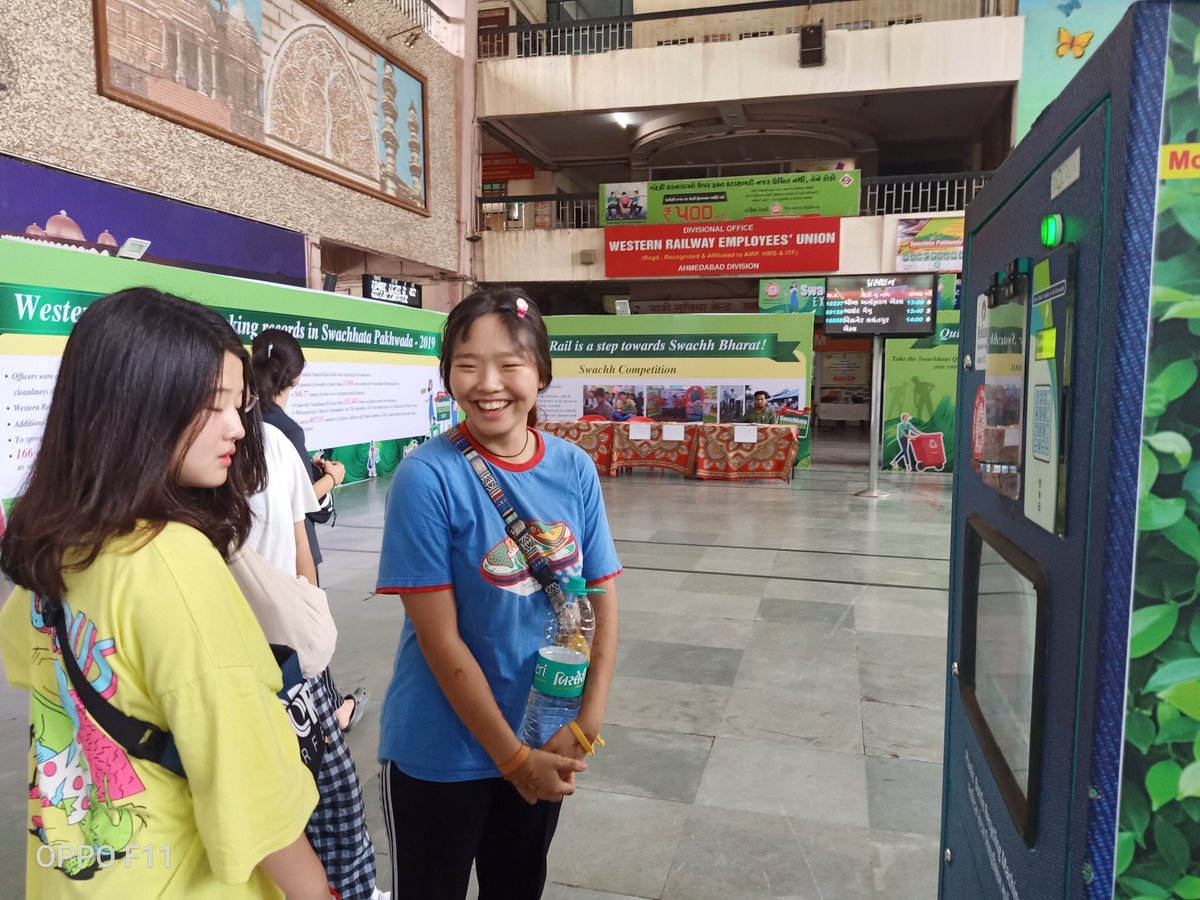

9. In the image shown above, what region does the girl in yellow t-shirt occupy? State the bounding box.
[0,288,330,898]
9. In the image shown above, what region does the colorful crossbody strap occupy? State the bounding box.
[448,426,566,614]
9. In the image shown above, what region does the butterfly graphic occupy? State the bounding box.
[1057,27,1094,59]
[1057,0,1081,16]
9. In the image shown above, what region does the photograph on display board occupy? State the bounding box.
[94,0,428,211]
[602,183,649,224]
[644,385,712,423]
[722,382,809,430]
[719,385,745,422]
[582,384,641,420]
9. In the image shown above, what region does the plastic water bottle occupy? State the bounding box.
[520,577,604,747]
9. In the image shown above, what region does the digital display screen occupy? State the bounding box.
[823,274,937,336]
[362,275,422,308]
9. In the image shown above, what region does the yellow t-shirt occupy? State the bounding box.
[0,523,318,898]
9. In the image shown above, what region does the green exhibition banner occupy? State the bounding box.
[1117,6,1200,896]
[0,239,447,500]
[880,310,960,473]
[600,171,860,226]
[758,277,826,315]
[543,313,815,465]
[937,273,959,311]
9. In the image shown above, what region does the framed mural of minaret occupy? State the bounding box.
[93,0,429,214]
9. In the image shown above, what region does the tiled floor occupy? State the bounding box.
[0,462,952,899]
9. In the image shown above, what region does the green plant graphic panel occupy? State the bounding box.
[1118,5,1200,897]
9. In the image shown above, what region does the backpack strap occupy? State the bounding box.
[43,596,185,777]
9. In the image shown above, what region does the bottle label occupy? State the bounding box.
[533,646,589,698]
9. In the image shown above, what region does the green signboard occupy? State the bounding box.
[543,312,815,466]
[758,277,827,315]
[880,310,961,473]
[601,171,860,226]
[0,240,446,500]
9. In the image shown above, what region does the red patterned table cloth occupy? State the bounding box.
[610,423,700,476]
[694,424,799,482]
[540,421,614,476]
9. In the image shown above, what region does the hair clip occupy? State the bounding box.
[267,342,274,357]
[515,298,528,319]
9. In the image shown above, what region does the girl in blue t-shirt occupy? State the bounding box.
[376,288,621,899]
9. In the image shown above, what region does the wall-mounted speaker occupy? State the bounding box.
[322,273,338,292]
[799,24,825,68]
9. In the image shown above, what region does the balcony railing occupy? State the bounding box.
[385,0,457,52]
[860,171,993,216]
[478,0,1014,60]
[476,172,993,231]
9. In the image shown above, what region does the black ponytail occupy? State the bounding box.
[251,328,306,412]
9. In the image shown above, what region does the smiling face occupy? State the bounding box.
[449,313,542,455]
[176,351,248,488]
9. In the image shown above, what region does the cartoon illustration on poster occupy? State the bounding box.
[881,311,961,473]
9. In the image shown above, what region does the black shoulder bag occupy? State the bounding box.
[42,596,325,780]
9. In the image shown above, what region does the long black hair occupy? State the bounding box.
[251,328,306,413]
[0,287,266,597]
[440,287,552,427]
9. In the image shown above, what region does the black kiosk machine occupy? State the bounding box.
[941,3,1200,898]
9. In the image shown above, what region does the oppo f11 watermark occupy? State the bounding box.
[36,843,171,869]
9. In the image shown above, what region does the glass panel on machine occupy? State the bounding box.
[975,261,1031,500]
[975,542,1038,795]
[960,513,1047,846]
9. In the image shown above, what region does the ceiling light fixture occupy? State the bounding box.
[613,112,632,128]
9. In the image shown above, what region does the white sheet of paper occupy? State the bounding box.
[733,425,759,444]
[661,423,686,441]
[628,422,653,440]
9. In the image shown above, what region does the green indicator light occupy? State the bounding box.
[1041,214,1063,248]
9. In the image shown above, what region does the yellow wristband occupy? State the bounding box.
[568,721,602,756]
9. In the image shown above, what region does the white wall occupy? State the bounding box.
[477,17,1024,118]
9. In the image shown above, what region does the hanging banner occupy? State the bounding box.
[896,217,965,272]
[629,297,760,315]
[600,171,860,226]
[481,152,535,181]
[543,313,815,465]
[758,277,826,314]
[880,310,961,473]
[0,239,446,503]
[604,218,840,278]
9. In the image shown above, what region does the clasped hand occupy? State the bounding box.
[320,458,346,485]
[506,728,588,805]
